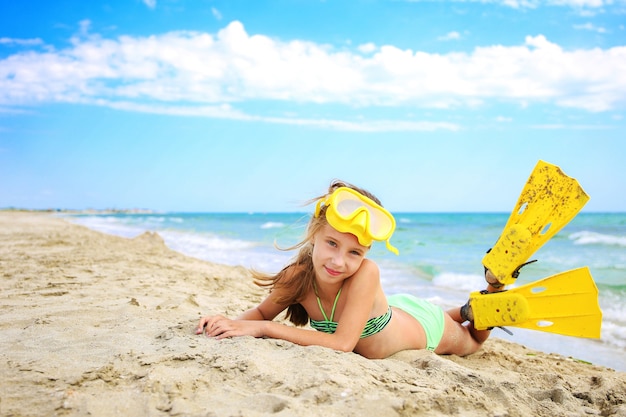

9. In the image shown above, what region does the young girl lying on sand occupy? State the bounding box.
[197,181,497,359]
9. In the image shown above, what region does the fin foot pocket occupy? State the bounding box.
[470,267,602,339]
[470,292,530,330]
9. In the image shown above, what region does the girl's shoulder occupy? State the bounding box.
[346,258,381,288]
[359,258,380,275]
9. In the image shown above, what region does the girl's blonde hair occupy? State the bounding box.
[251,180,383,326]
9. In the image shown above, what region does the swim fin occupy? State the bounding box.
[483,160,589,287]
[468,267,602,338]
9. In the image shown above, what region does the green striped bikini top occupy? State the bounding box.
[309,287,392,339]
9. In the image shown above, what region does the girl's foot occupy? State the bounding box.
[484,268,505,293]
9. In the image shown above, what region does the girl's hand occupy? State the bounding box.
[196,315,264,339]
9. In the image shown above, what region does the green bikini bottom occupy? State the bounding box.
[387,294,445,352]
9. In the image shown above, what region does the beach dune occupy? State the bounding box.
[1,212,625,417]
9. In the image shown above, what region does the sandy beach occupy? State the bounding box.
[1,212,625,417]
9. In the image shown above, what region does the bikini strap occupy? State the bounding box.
[314,284,342,322]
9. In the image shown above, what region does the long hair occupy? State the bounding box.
[251,180,383,326]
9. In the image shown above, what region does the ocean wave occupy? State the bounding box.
[64,215,146,238]
[569,231,626,247]
[599,292,626,349]
[600,324,626,350]
[157,230,294,270]
[63,214,292,271]
[432,272,485,293]
[161,232,291,272]
[260,222,285,229]
[160,230,257,252]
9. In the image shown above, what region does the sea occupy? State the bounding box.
[61,211,626,372]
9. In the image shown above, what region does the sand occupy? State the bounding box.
[1,211,625,417]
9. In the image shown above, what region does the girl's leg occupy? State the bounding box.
[448,306,492,344]
[434,308,492,356]
[435,280,502,356]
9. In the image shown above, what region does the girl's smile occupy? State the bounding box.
[324,266,342,277]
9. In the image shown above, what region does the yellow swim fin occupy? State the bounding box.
[469,267,602,338]
[483,160,589,287]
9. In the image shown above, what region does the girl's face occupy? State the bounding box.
[311,223,369,284]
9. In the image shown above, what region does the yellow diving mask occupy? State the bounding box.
[314,187,399,255]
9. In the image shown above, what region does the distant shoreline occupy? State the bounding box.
[0,207,157,214]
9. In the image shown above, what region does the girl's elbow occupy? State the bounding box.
[332,338,358,353]
[241,307,272,321]
[336,345,354,353]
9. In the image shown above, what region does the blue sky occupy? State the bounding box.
[1,0,625,212]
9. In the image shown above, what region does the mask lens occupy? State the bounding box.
[368,210,392,237]
[335,191,364,216]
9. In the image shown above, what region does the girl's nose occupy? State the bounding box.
[331,253,345,268]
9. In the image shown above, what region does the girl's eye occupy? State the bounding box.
[351,250,363,256]
[327,240,337,247]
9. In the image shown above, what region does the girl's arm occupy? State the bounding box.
[233,264,303,321]
[202,315,362,353]
[196,289,287,334]
[235,294,286,321]
[198,260,381,354]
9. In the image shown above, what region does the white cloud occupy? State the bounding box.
[0,37,44,46]
[91,99,458,132]
[573,22,607,33]
[405,0,616,9]
[143,0,156,9]
[358,42,377,54]
[0,106,33,114]
[78,19,91,36]
[499,0,539,9]
[212,7,223,20]
[547,0,607,7]
[438,31,462,41]
[531,123,612,129]
[0,20,625,128]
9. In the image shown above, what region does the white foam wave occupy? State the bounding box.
[600,321,626,350]
[158,230,293,270]
[432,272,485,293]
[260,222,285,229]
[570,231,626,247]
[160,230,256,252]
[65,215,291,271]
[598,292,626,350]
[65,216,146,238]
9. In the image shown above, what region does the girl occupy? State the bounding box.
[196,181,496,359]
